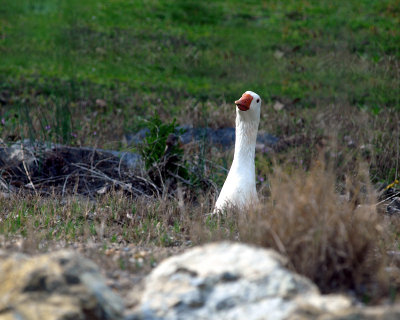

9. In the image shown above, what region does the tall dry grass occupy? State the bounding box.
[239,160,389,300]
[257,104,400,183]
[1,134,399,302]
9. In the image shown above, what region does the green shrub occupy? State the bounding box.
[138,117,190,190]
[139,116,184,171]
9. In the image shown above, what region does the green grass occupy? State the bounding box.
[0,0,399,111]
[0,0,399,157]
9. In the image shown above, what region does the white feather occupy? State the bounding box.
[214,91,261,212]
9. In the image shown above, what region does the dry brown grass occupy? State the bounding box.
[176,101,399,187]
[238,160,390,300]
[2,100,400,304]
[254,103,400,182]
[1,159,399,302]
[177,99,236,129]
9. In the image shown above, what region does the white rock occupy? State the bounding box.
[134,242,350,320]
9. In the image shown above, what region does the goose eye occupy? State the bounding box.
[256,99,260,103]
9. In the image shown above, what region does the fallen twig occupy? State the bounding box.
[71,163,151,197]
[376,191,400,206]
[20,142,38,196]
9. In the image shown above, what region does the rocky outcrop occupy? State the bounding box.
[132,242,353,320]
[1,243,400,320]
[0,139,141,172]
[125,127,279,150]
[0,250,124,320]
[0,141,151,197]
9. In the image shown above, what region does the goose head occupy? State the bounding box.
[235,91,261,122]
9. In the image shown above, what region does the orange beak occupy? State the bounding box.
[235,93,253,111]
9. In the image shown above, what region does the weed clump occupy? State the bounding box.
[240,161,388,300]
[139,116,185,172]
[137,116,218,198]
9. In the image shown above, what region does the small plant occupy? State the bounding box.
[138,116,189,190]
[14,100,74,145]
[139,116,184,171]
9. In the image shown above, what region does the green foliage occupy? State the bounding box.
[139,116,184,171]
[0,0,398,110]
[137,117,219,192]
[164,0,223,25]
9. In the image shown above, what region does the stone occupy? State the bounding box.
[0,250,124,320]
[131,242,353,320]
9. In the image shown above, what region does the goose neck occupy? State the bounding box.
[233,118,258,165]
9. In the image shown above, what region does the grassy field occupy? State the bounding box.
[1,0,400,303]
[0,0,399,145]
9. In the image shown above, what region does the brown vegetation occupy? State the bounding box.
[240,161,389,301]
[1,102,400,304]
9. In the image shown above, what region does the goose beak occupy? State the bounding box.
[235,93,253,111]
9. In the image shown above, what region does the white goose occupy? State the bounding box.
[214,91,261,213]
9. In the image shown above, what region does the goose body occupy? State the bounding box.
[214,91,261,212]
